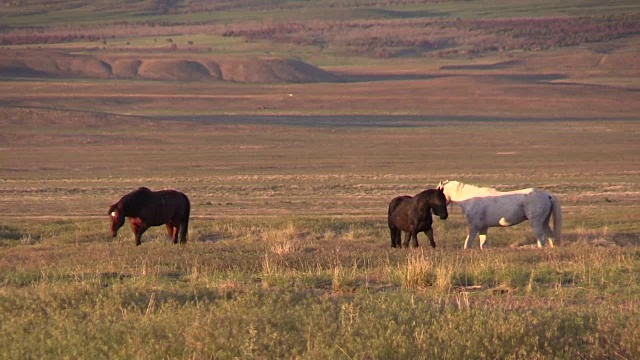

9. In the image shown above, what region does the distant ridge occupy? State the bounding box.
[0,50,341,83]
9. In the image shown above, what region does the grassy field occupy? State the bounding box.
[1,103,639,358]
[1,1,640,359]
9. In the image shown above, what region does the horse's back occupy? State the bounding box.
[463,188,553,227]
[388,195,412,227]
[388,195,411,212]
[503,188,535,196]
[133,189,189,225]
[155,189,189,202]
[523,189,555,215]
[155,190,190,215]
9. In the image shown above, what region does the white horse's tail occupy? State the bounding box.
[550,194,562,246]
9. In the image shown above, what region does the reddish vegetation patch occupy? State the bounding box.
[1,12,638,59]
[221,13,640,57]
[0,50,340,83]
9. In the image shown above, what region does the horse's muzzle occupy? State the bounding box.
[439,214,449,220]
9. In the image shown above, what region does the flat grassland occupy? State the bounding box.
[2,98,639,359]
[1,1,640,358]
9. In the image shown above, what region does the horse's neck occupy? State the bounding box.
[450,182,499,201]
[414,196,432,212]
[121,190,152,215]
[119,201,136,216]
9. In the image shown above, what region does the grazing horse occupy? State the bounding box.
[388,189,449,248]
[108,187,190,246]
[437,180,562,249]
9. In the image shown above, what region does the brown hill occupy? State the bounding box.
[0,51,113,79]
[137,59,213,81]
[0,50,340,83]
[217,57,341,83]
[111,59,141,78]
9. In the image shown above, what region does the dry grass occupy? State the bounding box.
[1,108,638,226]
[2,69,639,117]
[265,222,300,255]
[1,34,639,357]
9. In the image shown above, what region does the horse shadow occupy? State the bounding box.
[561,230,637,247]
[196,233,224,243]
[0,225,41,244]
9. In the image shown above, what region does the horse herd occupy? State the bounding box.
[108,180,562,249]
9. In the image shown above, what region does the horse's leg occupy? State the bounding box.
[540,208,555,248]
[543,223,555,248]
[412,232,419,248]
[402,232,411,248]
[464,228,478,249]
[526,194,554,248]
[130,221,148,246]
[171,224,179,244]
[389,227,397,248]
[425,228,436,248]
[179,218,189,244]
[166,224,173,238]
[478,228,489,250]
[531,222,547,248]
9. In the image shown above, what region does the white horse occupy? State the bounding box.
[437,180,562,249]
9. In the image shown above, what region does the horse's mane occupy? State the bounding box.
[415,188,440,197]
[440,180,499,201]
[456,182,499,196]
[441,180,536,202]
[118,187,153,214]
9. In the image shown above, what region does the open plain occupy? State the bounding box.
[1,1,640,358]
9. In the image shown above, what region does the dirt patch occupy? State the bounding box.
[520,48,640,76]
[0,50,340,83]
[440,60,522,71]
[111,59,141,78]
[200,61,223,79]
[138,59,212,81]
[257,58,341,83]
[60,57,112,79]
[216,57,340,83]
[0,107,136,129]
[0,51,112,79]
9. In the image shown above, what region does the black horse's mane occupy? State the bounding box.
[118,187,153,214]
[412,188,444,202]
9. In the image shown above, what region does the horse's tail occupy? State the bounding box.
[387,196,406,226]
[549,194,562,246]
[179,194,191,243]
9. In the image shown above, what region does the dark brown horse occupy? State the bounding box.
[388,188,448,248]
[108,187,190,246]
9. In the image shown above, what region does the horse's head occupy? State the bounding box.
[108,203,125,237]
[432,188,449,220]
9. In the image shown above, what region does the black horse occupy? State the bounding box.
[108,187,190,246]
[388,188,448,248]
